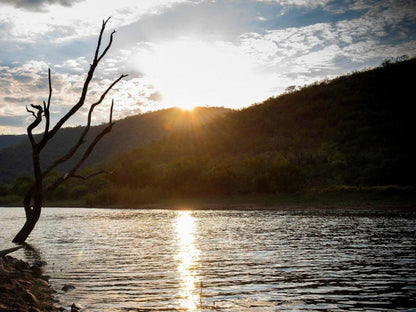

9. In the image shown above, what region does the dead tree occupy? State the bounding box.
[12,18,127,243]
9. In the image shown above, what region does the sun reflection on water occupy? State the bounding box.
[175,210,200,311]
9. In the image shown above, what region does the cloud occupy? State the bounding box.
[0,0,85,12]
[4,96,33,103]
[1,0,416,134]
[54,57,89,74]
[263,0,332,9]
[0,57,152,133]
[148,91,163,102]
[0,0,194,43]
[0,115,27,128]
[238,0,416,84]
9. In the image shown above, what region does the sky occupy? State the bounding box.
[0,0,415,134]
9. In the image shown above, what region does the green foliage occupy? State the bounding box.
[0,184,9,196]
[0,107,231,184]
[82,57,416,206]
[4,58,416,206]
[11,177,33,196]
[69,185,88,198]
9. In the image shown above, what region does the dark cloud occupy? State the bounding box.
[148,91,162,102]
[0,0,85,11]
[117,0,282,44]
[0,115,27,127]
[13,74,34,83]
[4,96,33,103]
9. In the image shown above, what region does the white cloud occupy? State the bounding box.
[237,1,416,83]
[0,57,153,133]
[255,0,331,9]
[0,0,85,11]
[0,0,194,43]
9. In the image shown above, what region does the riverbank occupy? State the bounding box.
[1,186,415,210]
[0,255,56,312]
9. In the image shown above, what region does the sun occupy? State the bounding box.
[178,103,196,111]
[133,38,275,111]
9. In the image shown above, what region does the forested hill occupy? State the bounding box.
[0,107,230,184]
[1,58,415,203]
[89,58,416,203]
[208,57,416,187]
[0,135,26,150]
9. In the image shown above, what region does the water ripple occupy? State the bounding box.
[0,207,415,311]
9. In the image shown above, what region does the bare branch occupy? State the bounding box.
[93,17,111,63]
[72,170,114,181]
[89,74,127,112]
[44,122,114,193]
[26,106,36,118]
[47,68,52,110]
[14,17,124,243]
[31,104,42,111]
[110,99,114,123]
[40,74,126,179]
[39,17,116,151]
[44,100,115,193]
[43,68,52,136]
[97,30,116,64]
[26,104,43,147]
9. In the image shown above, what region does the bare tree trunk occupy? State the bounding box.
[12,17,126,243]
[12,204,41,243]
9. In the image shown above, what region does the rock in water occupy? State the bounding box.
[62,284,76,292]
[71,302,82,311]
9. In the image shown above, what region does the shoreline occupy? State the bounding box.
[0,200,416,211]
[0,255,57,312]
[2,186,415,210]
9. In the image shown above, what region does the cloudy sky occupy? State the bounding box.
[0,0,415,134]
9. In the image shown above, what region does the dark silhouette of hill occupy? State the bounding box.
[93,58,416,203]
[2,57,415,203]
[0,107,230,184]
[0,135,26,150]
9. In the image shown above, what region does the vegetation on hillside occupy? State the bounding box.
[1,57,415,206]
[0,107,230,184]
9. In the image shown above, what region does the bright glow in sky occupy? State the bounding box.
[133,39,277,110]
[0,0,415,133]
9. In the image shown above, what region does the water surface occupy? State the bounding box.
[0,207,415,311]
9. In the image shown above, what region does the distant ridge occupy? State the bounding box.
[100,57,416,200]
[1,58,415,192]
[0,107,231,184]
[0,135,26,151]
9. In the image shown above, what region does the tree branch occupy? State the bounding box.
[14,17,124,244]
[44,103,115,193]
[26,106,36,118]
[26,104,43,147]
[93,17,111,64]
[40,74,126,179]
[43,68,52,137]
[38,17,116,151]
[72,170,114,181]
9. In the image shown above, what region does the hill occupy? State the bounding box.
[2,58,415,206]
[0,135,25,150]
[0,107,230,184]
[80,58,416,205]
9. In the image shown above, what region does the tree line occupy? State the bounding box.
[1,56,415,207]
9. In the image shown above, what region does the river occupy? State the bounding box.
[0,207,415,311]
